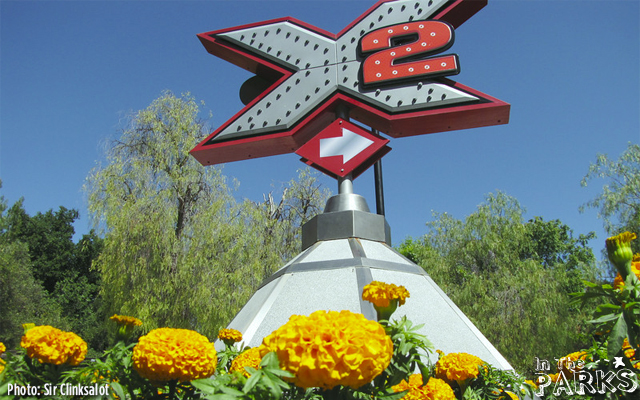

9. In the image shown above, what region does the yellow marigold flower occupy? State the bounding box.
[110,314,142,327]
[132,328,217,382]
[524,379,538,389]
[392,375,455,400]
[423,377,456,400]
[362,281,410,308]
[0,341,5,374]
[20,325,87,366]
[218,328,242,345]
[558,351,587,376]
[435,352,484,384]
[362,281,410,321]
[606,232,637,278]
[546,373,560,383]
[260,310,393,390]
[392,373,423,393]
[623,338,637,360]
[230,347,262,377]
[501,391,518,400]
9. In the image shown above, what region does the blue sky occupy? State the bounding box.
[1,0,638,259]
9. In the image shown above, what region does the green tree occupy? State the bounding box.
[85,91,330,338]
[399,192,598,375]
[5,202,78,293]
[581,142,640,253]
[3,199,106,351]
[0,185,64,350]
[246,168,331,263]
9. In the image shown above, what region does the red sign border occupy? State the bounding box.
[190,0,509,166]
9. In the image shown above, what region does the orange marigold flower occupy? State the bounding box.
[392,373,424,393]
[435,352,484,384]
[218,328,242,344]
[362,281,410,308]
[260,310,393,390]
[557,351,587,376]
[547,373,560,383]
[20,325,87,366]
[0,341,5,374]
[392,375,455,400]
[132,328,217,382]
[423,377,456,400]
[110,314,142,327]
[623,338,637,360]
[230,347,262,377]
[501,391,519,400]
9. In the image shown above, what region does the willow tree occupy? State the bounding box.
[581,142,640,254]
[86,92,330,337]
[399,192,598,375]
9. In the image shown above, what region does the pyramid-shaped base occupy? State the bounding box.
[223,235,512,370]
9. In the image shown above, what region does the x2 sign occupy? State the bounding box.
[190,0,509,169]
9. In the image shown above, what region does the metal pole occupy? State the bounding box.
[339,174,354,194]
[373,158,385,216]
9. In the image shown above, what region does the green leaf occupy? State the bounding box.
[376,390,409,400]
[589,311,622,325]
[218,385,245,397]
[191,379,217,394]
[243,370,262,394]
[204,394,243,400]
[607,313,628,358]
[110,382,127,400]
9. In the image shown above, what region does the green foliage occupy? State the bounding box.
[5,202,79,293]
[85,91,330,338]
[398,192,599,375]
[1,195,106,353]
[0,185,66,350]
[373,316,433,391]
[462,363,532,400]
[581,142,640,253]
[534,235,640,400]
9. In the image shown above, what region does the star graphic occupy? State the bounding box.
[191,0,509,165]
[613,357,625,368]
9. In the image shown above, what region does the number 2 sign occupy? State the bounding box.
[360,20,459,86]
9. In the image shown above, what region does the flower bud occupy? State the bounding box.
[606,232,637,279]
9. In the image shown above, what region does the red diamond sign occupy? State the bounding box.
[295,119,390,179]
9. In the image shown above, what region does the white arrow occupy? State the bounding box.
[319,128,374,163]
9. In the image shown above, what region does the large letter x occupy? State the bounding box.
[191,0,509,166]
